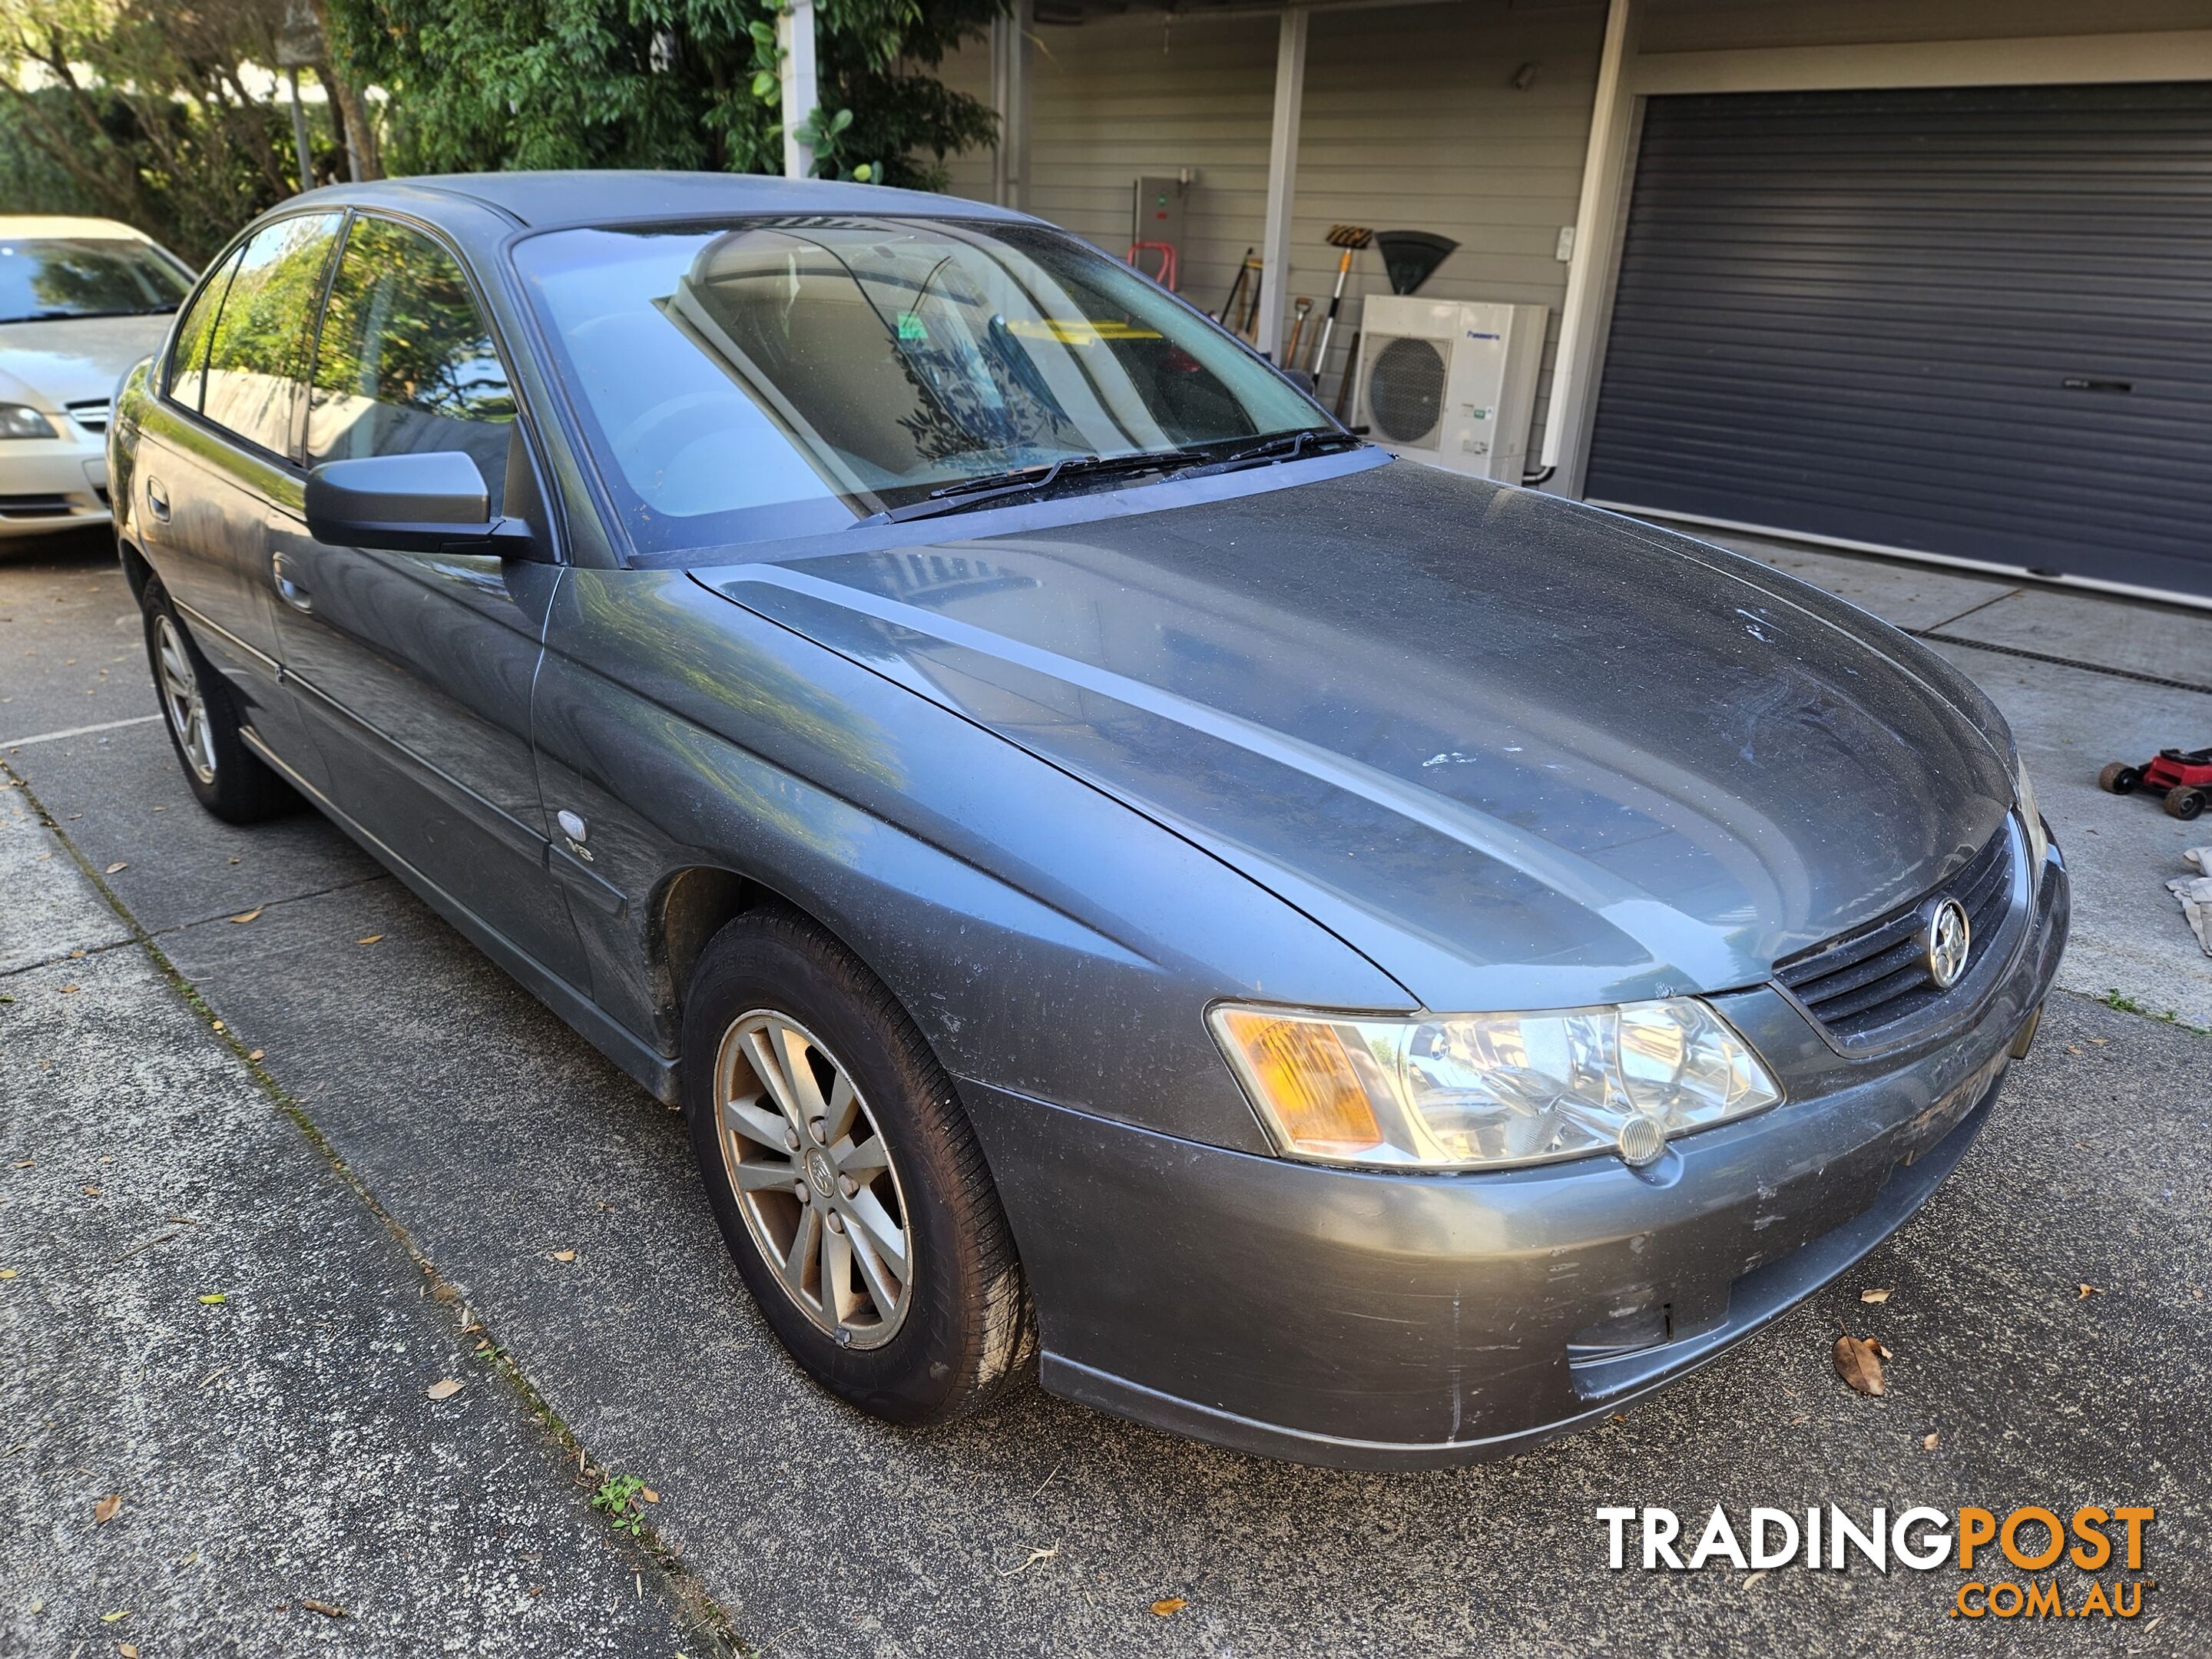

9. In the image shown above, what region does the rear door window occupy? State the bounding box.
[307,217,516,513]
[166,246,244,411]
[199,212,343,455]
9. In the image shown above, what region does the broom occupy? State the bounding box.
[1309,224,1372,392]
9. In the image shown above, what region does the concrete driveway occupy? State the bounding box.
[4,527,2207,1657]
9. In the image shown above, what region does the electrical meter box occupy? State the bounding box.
[1130,176,1188,290]
[1351,296,1550,482]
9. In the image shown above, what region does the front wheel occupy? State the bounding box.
[2098,762,2139,796]
[681,906,1035,1426]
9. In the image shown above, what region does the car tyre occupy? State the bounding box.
[140,579,297,823]
[2165,787,2205,822]
[681,906,1036,1426]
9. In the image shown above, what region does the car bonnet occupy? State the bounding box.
[0,313,174,407]
[696,461,2015,1014]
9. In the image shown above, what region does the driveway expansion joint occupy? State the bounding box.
[2,757,743,1655]
[1909,627,2212,698]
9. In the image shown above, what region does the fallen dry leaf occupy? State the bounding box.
[227,907,263,924]
[1859,1287,1892,1304]
[641,1487,660,1504]
[210,1020,224,1031]
[197,1293,226,1305]
[426,1379,464,1401]
[83,1186,101,1197]
[0,1269,17,1280]
[551,1250,577,1263]
[1923,1431,1941,1450]
[247,1049,263,1061]
[105,861,127,874]
[301,1599,347,1619]
[1743,1571,1768,1589]
[1151,1598,1187,1618]
[121,1645,140,1658]
[1833,1333,1886,1396]
[101,1611,129,1623]
[355,934,384,945]
[2078,1283,2101,1300]
[998,1543,1057,1578]
[60,985,80,995]
[10,1159,30,1168]
[94,1493,121,1525]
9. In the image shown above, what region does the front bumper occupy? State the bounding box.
[0,439,111,536]
[962,843,2068,1470]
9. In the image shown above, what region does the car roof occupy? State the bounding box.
[291,170,1033,235]
[0,215,158,243]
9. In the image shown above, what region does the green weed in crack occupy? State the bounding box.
[592,1472,654,1538]
[2098,988,2212,1037]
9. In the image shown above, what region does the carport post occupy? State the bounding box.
[780,0,820,180]
[1541,0,1638,493]
[1255,5,1309,363]
[991,0,1034,210]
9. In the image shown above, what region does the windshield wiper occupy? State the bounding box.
[865,447,1210,525]
[1167,427,1360,480]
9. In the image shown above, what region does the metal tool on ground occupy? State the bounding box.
[1283,296,1314,369]
[2101,747,2212,820]
[1217,247,1256,327]
[1310,225,1373,399]
[1374,230,1458,297]
[1239,257,1267,339]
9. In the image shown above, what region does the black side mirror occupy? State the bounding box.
[305,452,535,556]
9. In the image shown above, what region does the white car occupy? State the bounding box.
[0,215,194,538]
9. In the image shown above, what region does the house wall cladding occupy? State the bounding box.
[939,0,1611,459]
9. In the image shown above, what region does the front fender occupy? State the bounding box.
[531,567,1416,1153]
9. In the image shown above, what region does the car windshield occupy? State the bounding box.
[514,217,1333,555]
[0,237,190,323]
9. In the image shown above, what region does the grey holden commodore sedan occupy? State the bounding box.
[110,171,2066,1469]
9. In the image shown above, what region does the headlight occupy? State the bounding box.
[0,403,57,439]
[2014,754,2048,871]
[1210,998,1780,1171]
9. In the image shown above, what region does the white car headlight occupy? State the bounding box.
[1210,998,1780,1171]
[2015,754,2048,872]
[0,403,57,439]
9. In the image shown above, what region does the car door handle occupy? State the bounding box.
[271,552,313,613]
[146,478,170,522]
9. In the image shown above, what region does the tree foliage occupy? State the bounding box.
[0,0,373,260]
[322,0,1001,189]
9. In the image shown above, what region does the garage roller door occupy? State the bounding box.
[1584,83,2212,601]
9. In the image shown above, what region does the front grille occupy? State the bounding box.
[1777,821,2018,1048]
[66,399,111,433]
[0,493,78,519]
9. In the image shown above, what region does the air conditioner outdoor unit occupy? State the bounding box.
[1350,296,1550,482]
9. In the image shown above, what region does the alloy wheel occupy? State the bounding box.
[713,1009,913,1349]
[154,614,216,784]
